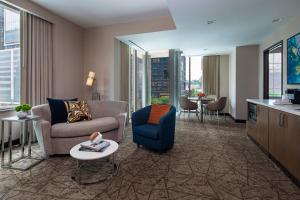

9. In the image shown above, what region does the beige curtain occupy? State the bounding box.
[21,11,53,106]
[120,41,130,102]
[202,55,220,97]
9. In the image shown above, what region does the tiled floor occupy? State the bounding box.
[0,115,299,200]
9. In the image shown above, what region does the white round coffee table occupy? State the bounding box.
[70,139,119,184]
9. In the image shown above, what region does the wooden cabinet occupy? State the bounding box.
[247,103,300,183]
[268,108,300,181]
[268,108,288,165]
[246,104,269,151]
[285,113,300,181]
[257,105,269,150]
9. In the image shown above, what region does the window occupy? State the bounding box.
[128,48,146,114]
[263,41,283,99]
[185,56,203,97]
[4,8,20,45]
[151,57,169,104]
[0,4,20,107]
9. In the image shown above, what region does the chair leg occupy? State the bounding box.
[137,144,140,148]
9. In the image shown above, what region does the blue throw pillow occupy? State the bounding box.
[47,98,78,125]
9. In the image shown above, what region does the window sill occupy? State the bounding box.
[0,106,17,112]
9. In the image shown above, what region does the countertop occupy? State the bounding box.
[246,99,300,117]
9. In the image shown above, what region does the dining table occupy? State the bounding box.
[188,97,215,122]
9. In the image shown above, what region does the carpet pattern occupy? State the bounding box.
[0,116,299,200]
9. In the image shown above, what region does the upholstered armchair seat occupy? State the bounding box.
[51,117,118,138]
[132,105,176,152]
[133,124,160,140]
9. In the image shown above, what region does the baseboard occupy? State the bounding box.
[228,114,246,123]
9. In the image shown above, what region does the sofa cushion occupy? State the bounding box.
[47,98,78,125]
[133,124,160,140]
[65,100,92,123]
[51,117,118,138]
[148,104,170,124]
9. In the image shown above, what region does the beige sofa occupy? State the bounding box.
[32,100,127,157]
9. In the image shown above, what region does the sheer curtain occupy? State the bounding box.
[21,11,53,105]
[202,55,220,97]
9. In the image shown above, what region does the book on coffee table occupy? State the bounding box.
[79,140,110,152]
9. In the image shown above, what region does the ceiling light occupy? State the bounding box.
[207,20,216,25]
[272,18,282,23]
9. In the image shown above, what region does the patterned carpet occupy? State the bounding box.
[0,115,299,200]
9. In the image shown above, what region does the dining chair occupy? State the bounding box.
[178,96,199,120]
[205,97,227,122]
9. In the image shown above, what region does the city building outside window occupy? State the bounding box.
[0,3,20,108]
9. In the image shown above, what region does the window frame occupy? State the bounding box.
[0,2,21,107]
[3,4,20,47]
[263,41,283,99]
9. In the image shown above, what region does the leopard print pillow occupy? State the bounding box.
[64,100,92,123]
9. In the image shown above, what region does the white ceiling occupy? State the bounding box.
[120,0,300,55]
[30,0,170,27]
[31,0,300,55]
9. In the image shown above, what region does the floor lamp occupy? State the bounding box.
[86,71,101,100]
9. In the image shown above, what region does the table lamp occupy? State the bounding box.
[86,71,101,100]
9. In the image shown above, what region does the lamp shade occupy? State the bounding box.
[86,77,94,86]
[88,71,96,79]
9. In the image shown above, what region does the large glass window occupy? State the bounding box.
[128,48,146,114]
[185,56,203,97]
[151,57,169,104]
[0,4,20,107]
[263,42,282,99]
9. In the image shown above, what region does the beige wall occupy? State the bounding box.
[5,0,84,99]
[229,49,236,118]
[83,15,175,100]
[259,15,300,98]
[236,45,259,120]
[229,45,259,120]
[219,55,229,113]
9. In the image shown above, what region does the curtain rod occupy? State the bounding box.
[128,40,146,52]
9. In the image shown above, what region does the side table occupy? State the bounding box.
[0,115,43,170]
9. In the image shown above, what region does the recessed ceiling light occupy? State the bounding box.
[207,20,216,25]
[272,18,282,23]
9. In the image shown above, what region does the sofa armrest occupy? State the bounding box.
[116,112,127,142]
[159,107,176,141]
[33,119,52,157]
[132,106,151,126]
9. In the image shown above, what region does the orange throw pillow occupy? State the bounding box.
[148,104,171,124]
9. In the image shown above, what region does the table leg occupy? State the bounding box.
[8,122,12,166]
[201,102,204,123]
[1,120,4,166]
[21,122,25,158]
[27,121,32,157]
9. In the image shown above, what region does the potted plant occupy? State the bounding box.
[15,104,32,119]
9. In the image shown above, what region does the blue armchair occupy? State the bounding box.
[132,105,176,152]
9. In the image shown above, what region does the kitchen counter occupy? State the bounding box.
[246,99,300,117]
